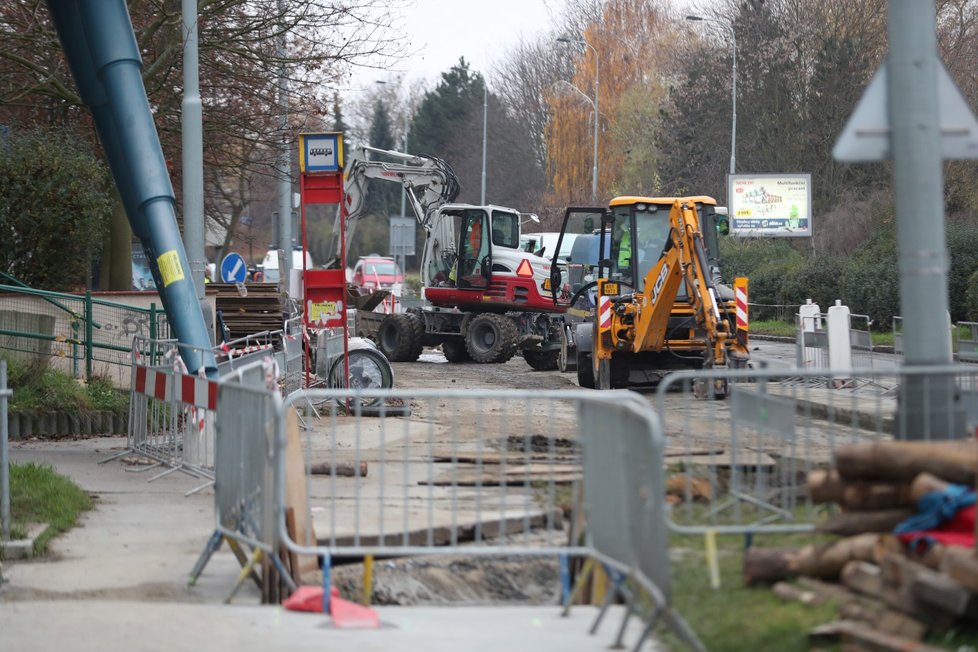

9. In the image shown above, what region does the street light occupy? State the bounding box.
[557,36,599,202]
[686,15,736,175]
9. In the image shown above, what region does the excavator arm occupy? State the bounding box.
[324,146,459,269]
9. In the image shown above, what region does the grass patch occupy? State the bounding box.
[4,461,92,557]
[751,319,897,347]
[665,532,837,652]
[2,354,128,415]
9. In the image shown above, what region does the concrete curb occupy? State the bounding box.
[1,523,48,560]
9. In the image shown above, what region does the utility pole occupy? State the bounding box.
[889,1,958,439]
[276,0,292,286]
[181,0,204,298]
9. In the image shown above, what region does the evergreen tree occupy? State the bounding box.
[332,91,349,134]
[410,58,485,158]
[364,99,400,219]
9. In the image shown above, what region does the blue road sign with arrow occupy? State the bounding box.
[221,252,247,283]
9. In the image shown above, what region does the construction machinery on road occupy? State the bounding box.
[327,146,565,369]
[549,196,749,394]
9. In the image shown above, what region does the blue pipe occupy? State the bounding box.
[47,0,217,378]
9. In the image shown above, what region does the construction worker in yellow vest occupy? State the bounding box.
[617,221,632,273]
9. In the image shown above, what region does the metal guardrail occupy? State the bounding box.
[0,283,168,380]
[656,364,978,536]
[269,387,704,651]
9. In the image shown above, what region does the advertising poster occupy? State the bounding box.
[728,174,813,237]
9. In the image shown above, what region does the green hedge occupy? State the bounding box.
[718,219,978,329]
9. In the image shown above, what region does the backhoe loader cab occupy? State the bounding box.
[550,196,749,392]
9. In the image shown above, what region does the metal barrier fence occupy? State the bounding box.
[281,316,304,396]
[958,321,978,363]
[0,283,168,381]
[189,358,293,599]
[271,388,704,652]
[795,311,828,369]
[656,364,978,537]
[103,337,219,491]
[848,313,874,370]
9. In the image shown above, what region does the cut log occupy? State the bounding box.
[794,534,893,579]
[837,601,927,641]
[809,469,846,503]
[877,553,958,627]
[834,440,978,485]
[809,620,946,652]
[817,509,914,536]
[772,581,818,605]
[941,550,978,594]
[912,570,978,617]
[309,461,368,477]
[908,472,951,504]
[841,483,914,511]
[796,577,927,640]
[841,560,884,597]
[743,547,800,585]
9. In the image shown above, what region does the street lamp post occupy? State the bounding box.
[481,84,487,205]
[686,15,736,175]
[557,37,599,202]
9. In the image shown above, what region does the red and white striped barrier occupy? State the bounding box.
[598,295,612,331]
[133,364,218,410]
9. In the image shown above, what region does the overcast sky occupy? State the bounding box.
[345,0,563,93]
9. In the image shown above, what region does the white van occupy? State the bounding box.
[259,247,314,283]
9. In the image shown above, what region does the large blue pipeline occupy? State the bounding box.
[47,0,218,378]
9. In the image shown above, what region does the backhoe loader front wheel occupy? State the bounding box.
[576,350,595,388]
[465,313,518,363]
[377,313,424,362]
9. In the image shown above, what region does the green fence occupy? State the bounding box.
[0,283,169,380]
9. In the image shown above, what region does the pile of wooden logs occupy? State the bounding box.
[743,440,978,650]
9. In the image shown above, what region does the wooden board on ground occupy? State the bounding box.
[663,446,726,458]
[421,464,582,487]
[428,450,579,465]
[284,406,318,577]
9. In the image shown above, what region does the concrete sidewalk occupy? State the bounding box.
[0,437,660,651]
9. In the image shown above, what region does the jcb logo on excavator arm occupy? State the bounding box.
[651,264,670,304]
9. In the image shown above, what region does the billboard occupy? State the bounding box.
[728,173,812,237]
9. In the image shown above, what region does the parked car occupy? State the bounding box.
[258,246,314,283]
[352,255,404,296]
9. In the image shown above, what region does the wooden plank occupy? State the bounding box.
[428,450,579,465]
[284,407,318,576]
[421,470,581,487]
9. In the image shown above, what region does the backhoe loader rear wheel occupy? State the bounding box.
[377,313,423,362]
[441,338,471,363]
[465,313,518,363]
[522,349,559,371]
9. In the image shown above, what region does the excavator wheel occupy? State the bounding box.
[558,326,577,372]
[377,313,423,362]
[441,338,471,363]
[522,349,559,371]
[576,350,595,388]
[465,313,518,363]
